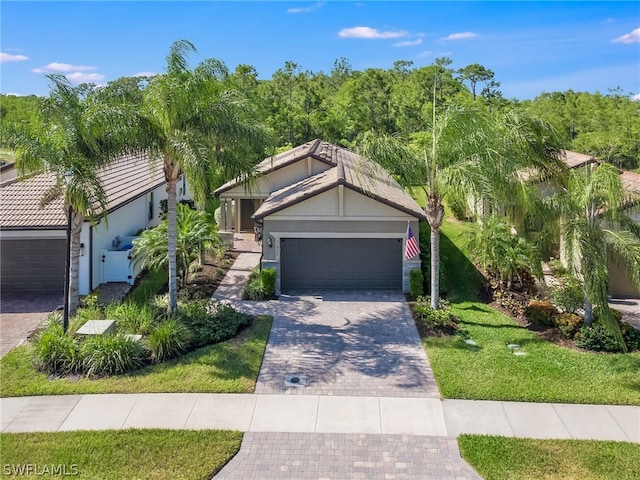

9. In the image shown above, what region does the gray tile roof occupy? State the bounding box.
[1,152,165,230]
[251,140,427,220]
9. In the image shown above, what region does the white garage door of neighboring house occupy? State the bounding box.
[280,238,402,292]
[1,239,66,292]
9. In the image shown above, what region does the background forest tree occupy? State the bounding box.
[3,58,639,169]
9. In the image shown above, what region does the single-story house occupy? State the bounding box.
[0,152,191,296]
[215,139,427,294]
[557,151,640,298]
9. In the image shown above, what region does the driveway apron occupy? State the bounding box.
[255,292,440,398]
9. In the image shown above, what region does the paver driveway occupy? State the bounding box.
[0,292,61,358]
[217,291,482,479]
[254,292,440,398]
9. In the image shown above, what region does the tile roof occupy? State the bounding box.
[560,150,598,169]
[1,152,165,230]
[252,140,427,221]
[621,170,640,194]
[214,139,338,195]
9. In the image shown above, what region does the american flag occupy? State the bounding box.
[405,223,421,260]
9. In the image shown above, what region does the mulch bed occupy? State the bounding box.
[179,250,239,300]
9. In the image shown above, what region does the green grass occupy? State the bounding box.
[0,315,272,397]
[411,193,640,405]
[126,268,168,305]
[459,435,640,480]
[425,301,640,404]
[0,429,242,479]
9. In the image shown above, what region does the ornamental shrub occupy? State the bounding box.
[81,334,147,376]
[551,275,584,314]
[261,268,276,297]
[525,300,557,326]
[147,319,192,363]
[242,268,265,300]
[32,323,80,375]
[414,296,456,329]
[576,324,623,353]
[552,312,584,339]
[208,303,251,343]
[409,269,424,298]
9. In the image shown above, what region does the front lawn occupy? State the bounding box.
[417,211,640,405]
[425,302,640,404]
[459,435,640,480]
[0,429,242,479]
[0,315,271,397]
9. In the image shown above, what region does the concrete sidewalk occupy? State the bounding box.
[2,393,638,442]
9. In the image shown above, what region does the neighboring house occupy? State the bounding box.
[0,152,191,296]
[215,139,427,295]
[556,150,640,298]
[609,168,640,298]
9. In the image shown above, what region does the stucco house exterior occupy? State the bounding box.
[550,150,639,298]
[0,152,191,296]
[215,139,426,295]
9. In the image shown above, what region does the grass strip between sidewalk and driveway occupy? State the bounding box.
[458,435,640,480]
[0,315,271,397]
[0,429,242,479]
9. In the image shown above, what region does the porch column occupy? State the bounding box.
[235,197,241,232]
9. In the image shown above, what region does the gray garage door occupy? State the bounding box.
[280,238,402,291]
[1,239,66,292]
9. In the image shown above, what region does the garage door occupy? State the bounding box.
[280,238,402,291]
[1,239,66,292]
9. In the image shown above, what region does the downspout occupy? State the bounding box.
[89,225,94,291]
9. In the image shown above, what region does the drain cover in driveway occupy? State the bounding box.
[284,374,307,387]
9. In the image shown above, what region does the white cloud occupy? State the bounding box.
[133,71,157,77]
[65,72,106,83]
[339,26,408,39]
[1,52,29,62]
[416,50,433,59]
[32,62,96,73]
[393,38,423,47]
[441,32,478,41]
[631,93,640,101]
[612,27,640,44]
[287,2,325,14]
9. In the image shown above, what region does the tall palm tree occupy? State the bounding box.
[13,75,112,318]
[358,104,562,309]
[554,163,640,350]
[117,40,270,315]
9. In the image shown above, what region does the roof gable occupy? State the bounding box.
[1,152,165,229]
[252,141,427,221]
[214,139,339,195]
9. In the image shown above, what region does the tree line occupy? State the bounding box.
[2,57,639,170]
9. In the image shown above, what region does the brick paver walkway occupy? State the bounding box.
[212,253,261,301]
[255,292,440,398]
[215,432,481,480]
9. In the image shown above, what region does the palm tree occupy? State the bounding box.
[358,104,562,309]
[117,40,269,315]
[13,75,112,319]
[554,163,640,350]
[132,203,219,287]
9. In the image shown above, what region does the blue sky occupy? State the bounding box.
[1,1,639,99]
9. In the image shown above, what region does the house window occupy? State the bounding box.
[148,192,154,220]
